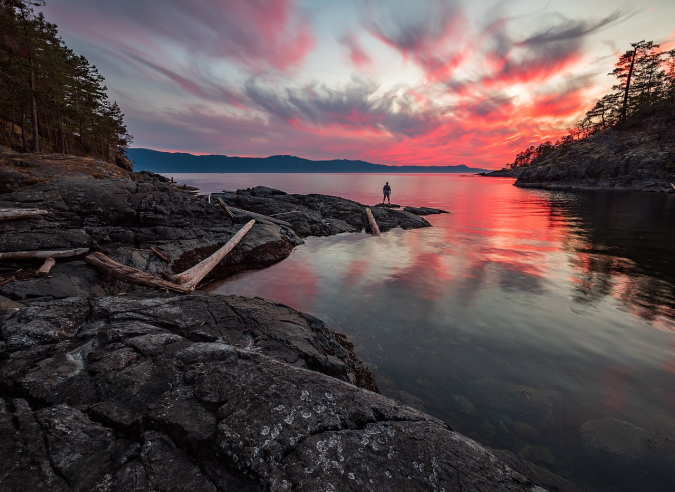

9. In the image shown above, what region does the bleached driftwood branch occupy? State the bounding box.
[216,198,292,227]
[365,208,381,236]
[150,246,171,262]
[171,220,255,289]
[36,258,55,277]
[0,248,89,260]
[84,252,192,294]
[0,208,49,223]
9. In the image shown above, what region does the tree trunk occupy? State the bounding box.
[36,258,55,277]
[0,208,49,222]
[29,58,39,152]
[85,252,192,294]
[219,201,293,227]
[0,248,89,260]
[171,220,255,289]
[20,103,26,152]
[60,116,66,154]
[10,113,15,147]
[365,208,381,236]
[620,48,638,123]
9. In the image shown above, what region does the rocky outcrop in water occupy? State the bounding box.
[0,294,584,492]
[213,186,434,238]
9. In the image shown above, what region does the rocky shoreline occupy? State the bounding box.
[483,111,675,192]
[0,152,584,491]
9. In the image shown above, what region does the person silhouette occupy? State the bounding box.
[383,181,391,204]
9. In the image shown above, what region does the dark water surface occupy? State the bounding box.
[174,173,675,491]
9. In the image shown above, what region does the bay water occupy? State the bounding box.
[171,173,675,491]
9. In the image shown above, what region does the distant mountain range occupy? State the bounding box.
[128,148,490,174]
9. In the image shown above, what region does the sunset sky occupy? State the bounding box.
[42,0,675,168]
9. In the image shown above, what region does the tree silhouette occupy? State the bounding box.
[0,0,131,160]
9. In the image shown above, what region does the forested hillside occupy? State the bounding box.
[507,40,675,170]
[0,0,131,164]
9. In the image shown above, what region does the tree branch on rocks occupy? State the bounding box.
[171,220,255,289]
[84,252,192,294]
[0,208,49,222]
[0,248,89,260]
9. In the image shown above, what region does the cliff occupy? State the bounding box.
[514,109,675,192]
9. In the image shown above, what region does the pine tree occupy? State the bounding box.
[0,0,132,160]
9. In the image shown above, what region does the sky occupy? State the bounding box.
[41,0,675,168]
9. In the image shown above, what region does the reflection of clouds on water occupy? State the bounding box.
[202,174,675,490]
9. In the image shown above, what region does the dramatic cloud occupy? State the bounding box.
[43,0,315,72]
[339,31,373,68]
[364,0,467,80]
[41,0,675,168]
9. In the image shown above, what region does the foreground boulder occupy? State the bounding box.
[0,294,583,492]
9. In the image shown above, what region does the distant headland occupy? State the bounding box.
[128,148,490,174]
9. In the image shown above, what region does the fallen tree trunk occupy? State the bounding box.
[365,208,381,236]
[0,208,49,223]
[85,252,192,294]
[171,220,255,289]
[36,257,55,277]
[217,198,235,219]
[0,248,89,260]
[150,246,171,262]
[218,201,293,228]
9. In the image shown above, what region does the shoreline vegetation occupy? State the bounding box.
[482,40,675,192]
[0,150,584,491]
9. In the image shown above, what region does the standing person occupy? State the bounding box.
[383,181,391,204]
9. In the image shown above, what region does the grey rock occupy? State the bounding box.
[0,294,585,492]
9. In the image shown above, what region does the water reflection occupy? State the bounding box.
[186,173,675,492]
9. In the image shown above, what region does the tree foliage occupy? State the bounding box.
[506,40,675,169]
[0,0,131,160]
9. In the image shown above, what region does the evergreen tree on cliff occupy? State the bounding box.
[507,39,675,169]
[0,0,131,160]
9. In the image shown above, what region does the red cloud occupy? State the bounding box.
[340,31,373,68]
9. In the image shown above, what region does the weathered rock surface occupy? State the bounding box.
[513,112,675,192]
[212,186,432,237]
[0,294,584,492]
[0,157,436,304]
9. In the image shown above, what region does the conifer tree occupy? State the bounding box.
[0,0,132,160]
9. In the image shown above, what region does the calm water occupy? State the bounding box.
[173,173,675,491]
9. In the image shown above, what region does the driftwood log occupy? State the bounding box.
[0,208,49,223]
[365,208,381,236]
[36,258,55,277]
[217,199,292,228]
[0,248,89,260]
[85,252,192,294]
[171,220,255,289]
[217,198,236,219]
[150,246,171,262]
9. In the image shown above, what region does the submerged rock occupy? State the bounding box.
[578,418,675,490]
[580,418,648,463]
[0,294,585,492]
[403,206,450,215]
